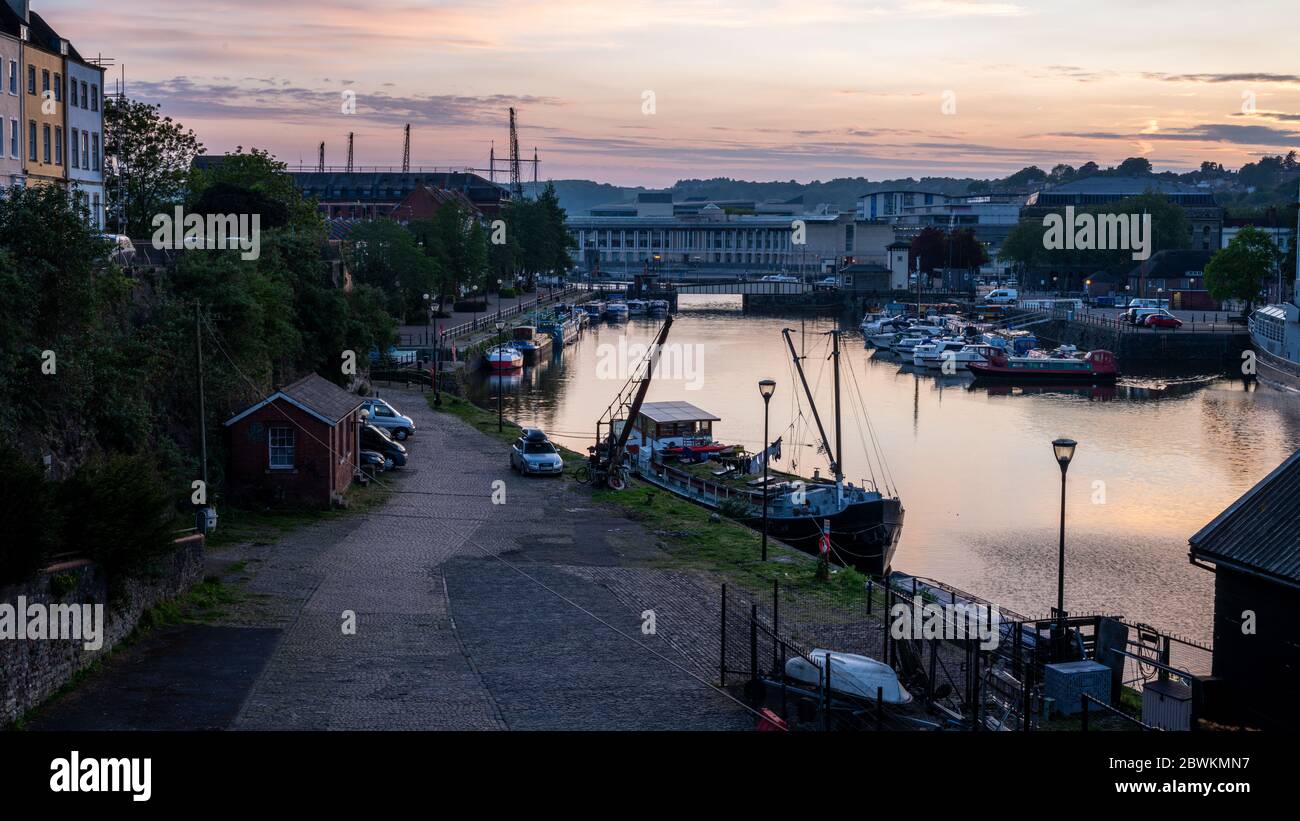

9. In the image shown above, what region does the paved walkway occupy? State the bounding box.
[27,386,749,731]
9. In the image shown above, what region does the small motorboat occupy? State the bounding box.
[626,299,648,316]
[604,301,629,321]
[485,344,524,371]
[785,649,912,704]
[648,299,670,315]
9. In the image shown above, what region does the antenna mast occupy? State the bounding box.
[346,132,354,172]
[402,123,410,173]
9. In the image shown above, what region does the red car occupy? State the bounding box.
[1144,310,1183,329]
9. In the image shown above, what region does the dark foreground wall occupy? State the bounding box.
[1035,320,1249,367]
[0,535,205,725]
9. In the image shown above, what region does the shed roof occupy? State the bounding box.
[638,401,721,424]
[224,373,363,428]
[1189,449,1300,588]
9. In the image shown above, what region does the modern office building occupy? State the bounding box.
[857,189,952,222]
[566,193,895,275]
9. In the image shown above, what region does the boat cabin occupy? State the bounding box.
[618,401,721,453]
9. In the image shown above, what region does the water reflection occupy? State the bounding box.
[465,311,1300,642]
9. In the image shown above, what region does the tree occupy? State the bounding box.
[947,228,989,269]
[1205,225,1279,314]
[1116,157,1153,176]
[345,220,437,321]
[909,227,947,273]
[103,98,204,236]
[1048,164,1076,184]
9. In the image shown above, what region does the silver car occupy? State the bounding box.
[510,429,564,476]
[361,397,415,440]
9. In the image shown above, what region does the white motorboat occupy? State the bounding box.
[860,311,896,335]
[891,333,933,354]
[626,299,648,315]
[911,338,969,368]
[604,301,629,321]
[915,341,1001,369]
[785,649,912,704]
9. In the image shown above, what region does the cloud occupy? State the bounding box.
[1143,72,1300,84]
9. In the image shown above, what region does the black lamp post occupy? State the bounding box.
[1051,437,1077,634]
[759,378,776,562]
[496,320,506,432]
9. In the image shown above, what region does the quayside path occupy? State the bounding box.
[26,387,751,731]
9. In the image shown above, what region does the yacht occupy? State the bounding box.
[604,300,629,321]
[914,341,1001,370]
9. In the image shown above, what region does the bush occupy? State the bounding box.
[57,453,177,582]
[498,287,517,299]
[0,444,58,585]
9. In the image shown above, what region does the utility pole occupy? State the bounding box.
[193,301,206,504]
[318,141,325,172]
[402,123,411,173]
[346,132,355,173]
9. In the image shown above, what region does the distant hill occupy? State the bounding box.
[546,176,988,215]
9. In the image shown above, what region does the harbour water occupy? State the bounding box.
[466,299,1300,643]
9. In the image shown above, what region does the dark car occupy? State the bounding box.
[358,449,389,475]
[361,423,407,467]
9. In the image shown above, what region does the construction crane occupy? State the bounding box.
[402,123,410,173]
[508,108,523,198]
[346,132,354,172]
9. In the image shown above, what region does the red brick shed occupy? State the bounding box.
[224,373,364,508]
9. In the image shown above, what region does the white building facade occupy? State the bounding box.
[64,54,104,228]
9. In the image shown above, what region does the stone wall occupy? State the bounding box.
[0,535,205,725]
[1035,320,1249,367]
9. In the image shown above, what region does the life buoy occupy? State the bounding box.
[608,474,626,491]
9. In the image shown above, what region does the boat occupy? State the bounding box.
[785,650,912,704]
[485,344,524,371]
[538,313,580,345]
[969,349,1119,383]
[910,338,967,368]
[604,300,629,321]
[626,299,648,316]
[1250,302,1300,392]
[510,325,552,362]
[648,299,670,315]
[583,301,605,321]
[890,333,933,354]
[913,340,1001,370]
[859,310,895,335]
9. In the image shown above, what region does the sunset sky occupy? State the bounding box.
[50,0,1300,186]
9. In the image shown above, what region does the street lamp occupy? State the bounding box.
[1051,437,1077,639]
[496,320,506,432]
[759,379,776,562]
[423,292,432,346]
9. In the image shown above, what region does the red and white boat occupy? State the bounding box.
[968,349,1118,383]
[485,344,524,371]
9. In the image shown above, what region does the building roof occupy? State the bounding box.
[1125,249,1212,279]
[638,401,721,424]
[842,262,890,273]
[1045,176,1203,196]
[1189,449,1300,588]
[224,373,363,428]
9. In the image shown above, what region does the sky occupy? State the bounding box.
[47,0,1300,187]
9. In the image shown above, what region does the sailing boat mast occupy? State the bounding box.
[832,329,842,479]
[782,328,841,481]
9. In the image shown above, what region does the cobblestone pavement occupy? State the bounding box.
[30,385,751,731]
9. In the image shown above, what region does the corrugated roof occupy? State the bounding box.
[1189,449,1300,586]
[638,401,721,423]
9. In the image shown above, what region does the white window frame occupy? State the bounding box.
[268,426,295,469]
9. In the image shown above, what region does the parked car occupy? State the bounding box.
[1122,307,1164,325]
[816,276,841,288]
[361,423,407,467]
[510,428,564,476]
[1144,309,1184,330]
[361,397,415,440]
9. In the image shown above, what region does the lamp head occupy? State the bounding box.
[758,379,776,401]
[1052,437,1077,471]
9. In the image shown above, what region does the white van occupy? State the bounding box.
[1127,298,1169,309]
[983,288,1018,304]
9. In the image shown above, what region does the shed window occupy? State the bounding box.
[268,426,295,469]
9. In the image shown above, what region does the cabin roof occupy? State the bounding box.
[639,401,721,424]
[1189,448,1300,587]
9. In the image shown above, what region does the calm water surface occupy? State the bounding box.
[466,299,1300,643]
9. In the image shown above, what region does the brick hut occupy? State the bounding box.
[224,373,364,508]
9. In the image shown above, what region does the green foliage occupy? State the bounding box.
[58,453,177,582]
[345,219,437,321]
[1001,192,1190,272]
[1205,225,1279,311]
[103,97,204,236]
[0,445,58,585]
